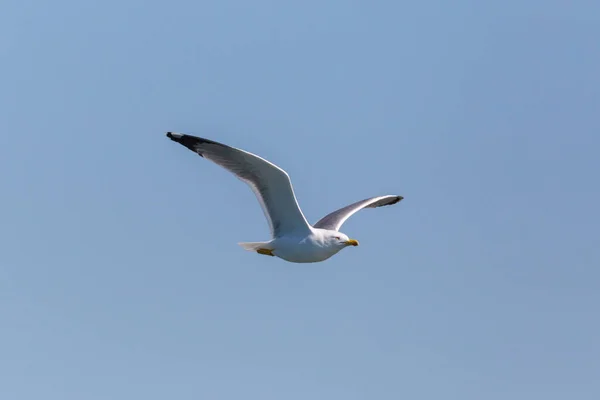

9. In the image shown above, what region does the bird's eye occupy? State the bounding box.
[334,236,341,240]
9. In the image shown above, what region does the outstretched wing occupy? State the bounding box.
[313,195,403,231]
[166,132,312,238]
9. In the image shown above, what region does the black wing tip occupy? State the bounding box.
[165,132,228,148]
[166,131,185,142]
[391,195,404,204]
[378,195,403,207]
[165,132,204,156]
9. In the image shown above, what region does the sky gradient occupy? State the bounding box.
[2,1,599,399]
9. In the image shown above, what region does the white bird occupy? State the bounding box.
[166,132,403,263]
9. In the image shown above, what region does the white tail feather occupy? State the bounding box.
[238,241,271,251]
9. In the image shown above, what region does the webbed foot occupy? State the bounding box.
[257,248,275,257]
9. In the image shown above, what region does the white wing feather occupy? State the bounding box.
[313,195,403,231]
[166,132,312,238]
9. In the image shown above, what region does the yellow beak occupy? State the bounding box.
[345,239,359,246]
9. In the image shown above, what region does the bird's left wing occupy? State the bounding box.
[313,195,403,231]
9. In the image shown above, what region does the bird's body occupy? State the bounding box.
[240,228,358,263]
[166,132,403,263]
[273,233,336,263]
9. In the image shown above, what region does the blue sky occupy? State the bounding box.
[2,1,599,399]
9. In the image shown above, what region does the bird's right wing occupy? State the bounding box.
[313,195,403,231]
[166,132,312,238]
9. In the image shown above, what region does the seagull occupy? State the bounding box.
[166,132,403,263]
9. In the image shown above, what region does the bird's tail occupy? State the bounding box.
[238,241,272,252]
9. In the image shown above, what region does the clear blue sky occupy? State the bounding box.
[2,1,599,399]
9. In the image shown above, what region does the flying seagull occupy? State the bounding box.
[166,132,403,263]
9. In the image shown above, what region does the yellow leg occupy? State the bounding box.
[257,248,275,257]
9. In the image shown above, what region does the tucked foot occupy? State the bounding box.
[257,248,275,257]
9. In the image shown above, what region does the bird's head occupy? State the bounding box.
[326,231,359,248]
